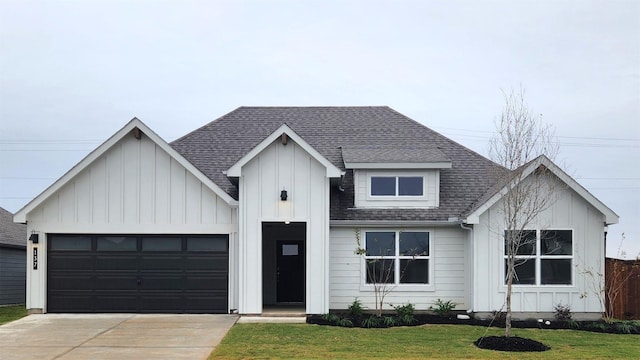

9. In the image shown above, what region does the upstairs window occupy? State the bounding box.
[504,229,573,286]
[370,176,424,197]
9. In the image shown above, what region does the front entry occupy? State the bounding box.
[276,240,305,302]
[262,222,306,306]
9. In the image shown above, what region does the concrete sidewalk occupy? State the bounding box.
[0,314,238,360]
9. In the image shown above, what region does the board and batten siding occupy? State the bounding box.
[473,183,606,316]
[25,134,236,233]
[0,247,26,305]
[24,133,238,312]
[238,139,330,314]
[329,227,468,311]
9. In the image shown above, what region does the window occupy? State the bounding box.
[364,231,430,285]
[370,176,423,197]
[504,229,573,285]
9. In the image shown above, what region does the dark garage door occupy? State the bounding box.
[47,234,228,313]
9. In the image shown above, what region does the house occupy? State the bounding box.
[14,107,618,318]
[1,206,27,305]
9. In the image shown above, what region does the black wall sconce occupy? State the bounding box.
[280,189,288,201]
[29,232,39,244]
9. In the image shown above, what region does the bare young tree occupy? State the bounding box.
[489,88,561,337]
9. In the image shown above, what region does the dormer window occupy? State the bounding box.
[371,176,424,197]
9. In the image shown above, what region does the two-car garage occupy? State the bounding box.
[47,234,229,314]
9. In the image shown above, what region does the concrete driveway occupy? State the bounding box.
[0,313,238,360]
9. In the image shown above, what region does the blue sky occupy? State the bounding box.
[1,0,638,257]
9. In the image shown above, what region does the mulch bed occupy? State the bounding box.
[474,336,550,352]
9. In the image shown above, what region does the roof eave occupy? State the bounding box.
[345,162,452,169]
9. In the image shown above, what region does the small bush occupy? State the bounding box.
[586,322,608,332]
[348,298,365,318]
[394,303,416,325]
[430,299,456,317]
[361,316,381,328]
[336,318,353,327]
[567,319,581,329]
[383,316,397,327]
[321,313,340,324]
[553,303,572,321]
[615,321,634,334]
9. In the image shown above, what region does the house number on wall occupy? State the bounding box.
[33,248,38,270]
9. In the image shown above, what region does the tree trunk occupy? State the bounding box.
[505,259,513,337]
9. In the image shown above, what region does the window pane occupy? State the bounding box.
[399,232,429,256]
[400,259,428,284]
[142,237,182,251]
[371,177,396,196]
[505,259,536,285]
[97,236,136,251]
[50,236,92,251]
[504,230,536,255]
[187,237,227,252]
[541,259,572,284]
[541,230,572,255]
[365,232,395,256]
[366,259,395,284]
[398,177,423,196]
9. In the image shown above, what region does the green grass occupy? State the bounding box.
[0,305,27,325]
[209,323,640,359]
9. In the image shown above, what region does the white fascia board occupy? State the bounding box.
[226,124,343,178]
[463,155,619,225]
[14,118,237,223]
[345,161,452,169]
[330,220,460,228]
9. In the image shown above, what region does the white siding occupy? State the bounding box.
[354,170,440,208]
[24,133,237,312]
[473,183,606,315]
[329,226,468,311]
[238,140,330,314]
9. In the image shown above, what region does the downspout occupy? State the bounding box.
[459,221,474,314]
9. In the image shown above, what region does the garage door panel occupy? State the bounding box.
[48,234,229,314]
[95,255,138,270]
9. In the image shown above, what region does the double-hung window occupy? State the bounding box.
[370,176,424,197]
[364,231,430,284]
[504,229,573,285]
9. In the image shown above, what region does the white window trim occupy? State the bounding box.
[503,228,574,287]
[359,229,435,292]
[367,173,427,201]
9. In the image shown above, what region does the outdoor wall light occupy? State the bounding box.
[280,189,288,201]
[29,232,39,243]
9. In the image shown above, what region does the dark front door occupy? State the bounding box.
[276,240,305,303]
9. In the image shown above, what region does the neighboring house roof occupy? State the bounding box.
[14,118,238,223]
[463,155,619,225]
[0,207,26,248]
[170,106,500,221]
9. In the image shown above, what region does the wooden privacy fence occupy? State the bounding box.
[605,258,640,320]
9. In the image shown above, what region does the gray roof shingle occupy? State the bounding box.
[341,146,451,165]
[170,106,500,221]
[0,207,27,248]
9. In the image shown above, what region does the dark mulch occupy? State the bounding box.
[474,336,550,352]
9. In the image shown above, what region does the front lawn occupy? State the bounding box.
[209,323,639,359]
[0,305,27,325]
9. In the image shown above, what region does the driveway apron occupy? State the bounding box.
[0,314,238,360]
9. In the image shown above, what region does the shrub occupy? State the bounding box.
[553,303,572,321]
[321,313,340,324]
[567,319,581,329]
[394,303,416,325]
[383,316,397,327]
[429,299,456,317]
[336,318,353,327]
[615,321,634,334]
[361,315,381,328]
[348,298,365,318]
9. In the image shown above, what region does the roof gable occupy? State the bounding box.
[14,118,238,223]
[464,155,619,225]
[226,124,343,177]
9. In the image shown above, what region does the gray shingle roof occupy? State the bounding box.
[341,146,451,165]
[0,207,27,248]
[170,106,500,221]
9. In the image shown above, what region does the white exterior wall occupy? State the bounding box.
[238,140,330,314]
[353,170,439,208]
[472,185,606,315]
[24,134,237,312]
[329,226,468,311]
